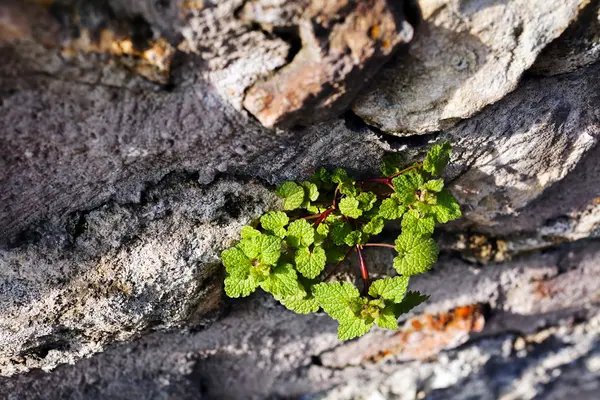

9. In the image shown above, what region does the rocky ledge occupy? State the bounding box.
[1,0,599,398]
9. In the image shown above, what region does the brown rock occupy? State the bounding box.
[242,0,414,128]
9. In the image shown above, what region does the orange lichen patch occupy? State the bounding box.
[454,234,510,263]
[534,281,556,299]
[181,1,205,10]
[369,24,381,39]
[61,29,175,84]
[593,197,600,205]
[364,305,485,363]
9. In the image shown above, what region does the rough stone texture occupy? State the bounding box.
[0,178,275,376]
[1,241,599,399]
[352,0,588,134]
[1,0,600,398]
[443,62,600,231]
[531,0,600,76]
[242,0,414,128]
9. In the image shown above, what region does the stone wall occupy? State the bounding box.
[0,0,599,398]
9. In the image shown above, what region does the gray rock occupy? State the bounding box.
[444,62,600,232]
[530,0,600,76]
[352,0,588,134]
[1,0,600,397]
[0,178,276,376]
[1,242,598,399]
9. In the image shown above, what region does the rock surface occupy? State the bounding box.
[531,0,600,76]
[1,0,600,398]
[1,241,599,399]
[352,0,588,134]
[242,0,414,128]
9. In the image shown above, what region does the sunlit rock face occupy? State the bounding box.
[0,0,599,398]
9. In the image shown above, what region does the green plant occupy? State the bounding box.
[221,142,461,340]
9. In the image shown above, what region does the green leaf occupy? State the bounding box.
[392,171,425,205]
[374,306,398,330]
[312,281,360,322]
[402,209,435,236]
[380,152,407,177]
[311,167,330,184]
[368,276,409,303]
[286,219,315,248]
[393,232,439,276]
[260,211,289,238]
[338,318,373,340]
[315,223,329,244]
[295,246,327,279]
[339,197,362,219]
[250,237,282,267]
[331,168,358,196]
[280,292,320,314]
[423,179,444,193]
[378,196,406,220]
[325,245,349,263]
[430,189,462,223]
[393,291,429,317]
[240,225,261,239]
[330,220,352,246]
[356,192,377,212]
[239,234,282,266]
[423,142,452,176]
[300,181,319,202]
[221,247,251,278]
[259,262,302,298]
[224,274,260,298]
[276,181,306,210]
[344,230,364,246]
[330,168,350,184]
[362,217,385,235]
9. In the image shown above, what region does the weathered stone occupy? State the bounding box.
[0,241,598,398]
[1,0,600,397]
[242,0,414,128]
[443,62,600,231]
[0,178,276,376]
[0,0,176,85]
[352,0,588,134]
[531,0,600,76]
[320,305,485,368]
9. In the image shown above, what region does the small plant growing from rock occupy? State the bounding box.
[221,143,461,340]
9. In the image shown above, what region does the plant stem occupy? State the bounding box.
[363,243,396,249]
[332,184,341,208]
[356,245,369,295]
[302,214,322,220]
[323,247,355,282]
[388,162,423,179]
[358,177,394,190]
[314,207,334,226]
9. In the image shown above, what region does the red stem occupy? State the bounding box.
[388,162,423,179]
[359,177,394,190]
[332,184,341,208]
[363,243,396,249]
[356,245,369,295]
[302,214,322,220]
[314,208,334,226]
[323,247,355,282]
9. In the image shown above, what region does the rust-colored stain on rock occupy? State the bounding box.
[1,0,175,84]
[365,305,485,363]
[242,0,414,128]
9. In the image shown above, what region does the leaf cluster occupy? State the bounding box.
[221,142,461,340]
